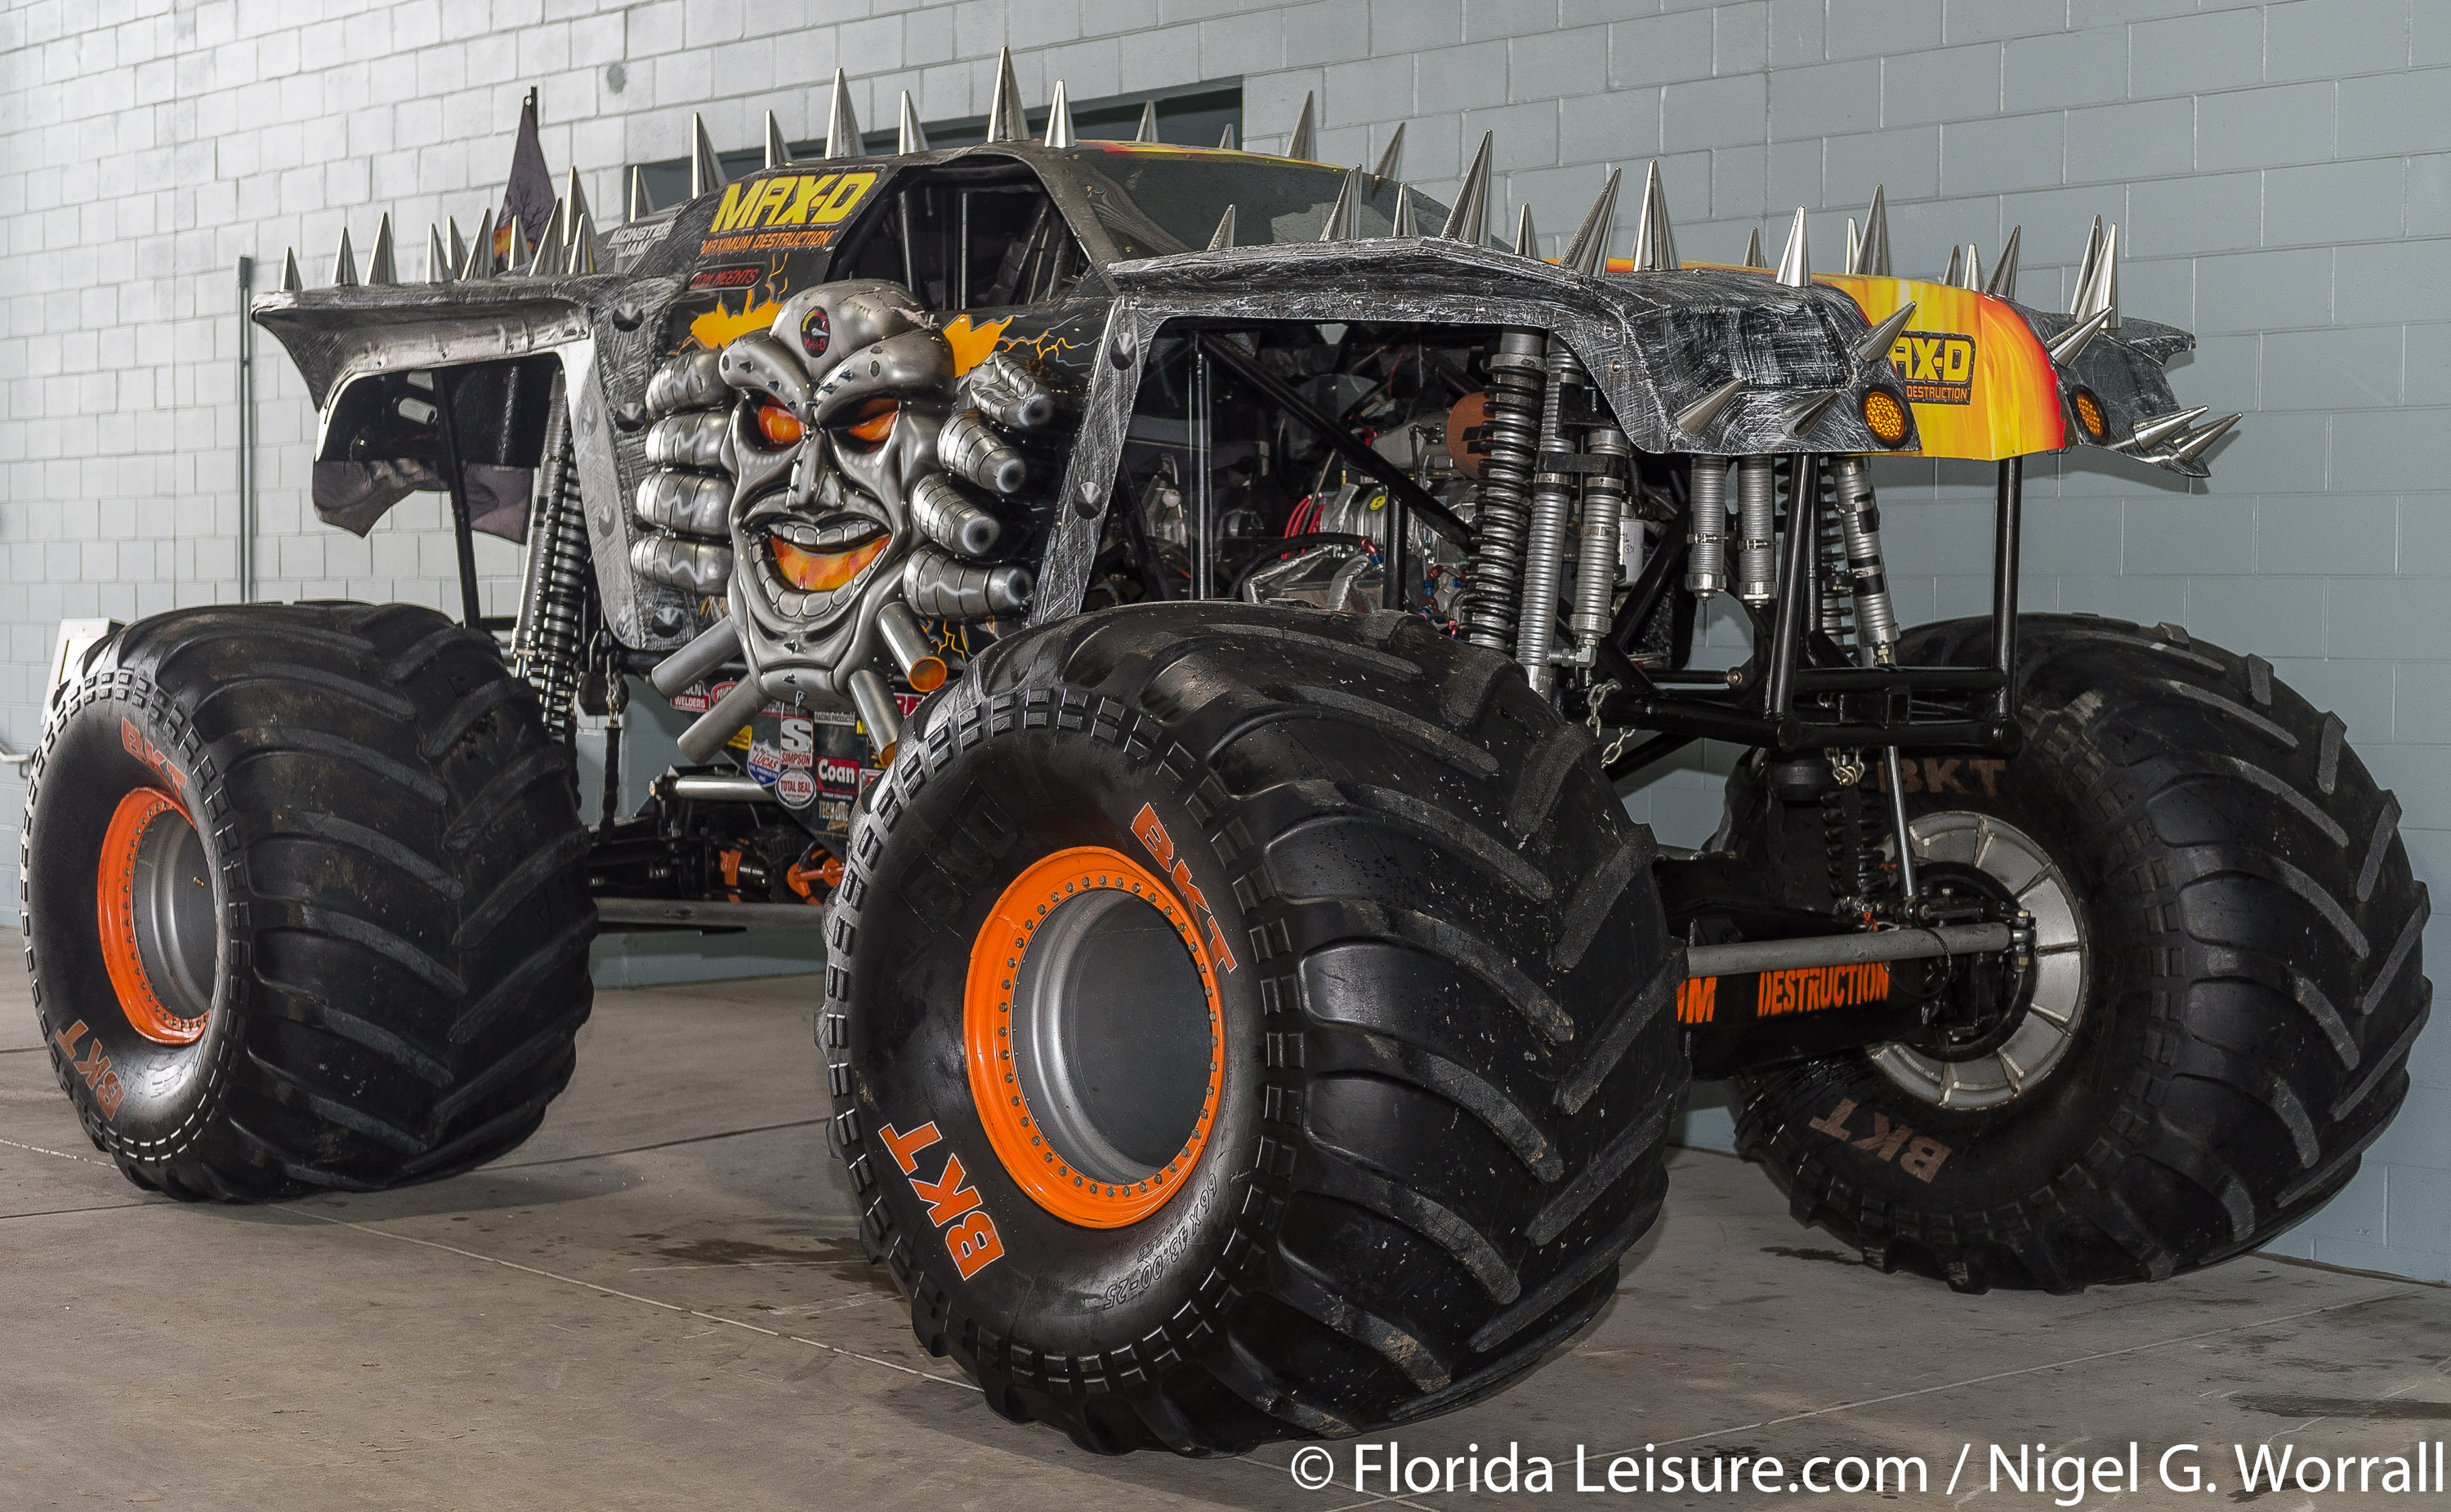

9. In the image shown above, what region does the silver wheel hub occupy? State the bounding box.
[1869,811,2086,1110]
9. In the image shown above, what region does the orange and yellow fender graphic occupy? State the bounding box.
[689,297,784,350]
[1817,274,2065,461]
[940,314,1013,377]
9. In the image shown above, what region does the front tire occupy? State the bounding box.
[824,604,1686,1452]
[24,603,596,1201]
[1723,615,2431,1291]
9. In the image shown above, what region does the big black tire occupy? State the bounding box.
[824,604,1685,1453]
[1721,614,2430,1291]
[23,603,596,1201]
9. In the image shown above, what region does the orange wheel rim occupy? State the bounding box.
[96,787,209,1046]
[964,845,1223,1229]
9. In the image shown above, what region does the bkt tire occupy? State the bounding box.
[23,604,595,1201]
[1723,615,2430,1291]
[824,604,1685,1453]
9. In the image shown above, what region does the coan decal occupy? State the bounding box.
[1131,803,1239,973]
[699,171,877,256]
[1889,331,1976,404]
[880,1121,1005,1278]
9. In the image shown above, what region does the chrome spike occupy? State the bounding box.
[986,47,1026,143]
[1440,132,1493,244]
[1373,121,1404,181]
[1855,185,1890,275]
[1134,100,1159,143]
[525,198,565,278]
[2069,215,2105,316]
[1391,182,1417,238]
[447,216,467,272]
[2166,412,2242,464]
[1674,377,1745,435]
[1632,160,1678,271]
[1941,243,1962,285]
[898,91,930,154]
[426,222,452,283]
[2115,405,2209,453]
[1846,216,1861,274]
[563,165,592,234]
[1986,225,2022,298]
[1207,203,1237,252]
[331,225,357,287]
[2045,305,2113,366]
[690,114,727,197]
[1218,123,1237,150]
[1783,388,1841,435]
[1958,243,1983,292]
[1853,302,1917,365]
[2088,222,2120,327]
[364,213,395,284]
[627,166,652,223]
[824,69,864,158]
[1042,79,1074,148]
[1286,91,1316,161]
[566,208,597,275]
[1514,203,1538,259]
[1319,164,1363,241]
[279,247,302,293]
[1775,205,1810,288]
[1740,226,1762,268]
[1562,167,1622,277]
[763,109,791,169]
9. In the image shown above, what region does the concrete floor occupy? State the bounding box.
[7,965,2449,1510]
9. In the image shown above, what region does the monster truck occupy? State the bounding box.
[26,59,2428,1454]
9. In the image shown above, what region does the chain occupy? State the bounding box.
[1584,678,1636,767]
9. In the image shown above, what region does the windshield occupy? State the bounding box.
[1063,146,1451,252]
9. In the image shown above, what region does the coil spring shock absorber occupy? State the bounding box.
[1817,471,1852,644]
[1515,341,1584,691]
[1462,329,1546,652]
[1685,457,1730,596]
[1734,456,1779,604]
[1822,778,1891,910]
[1830,456,1897,664]
[511,400,592,736]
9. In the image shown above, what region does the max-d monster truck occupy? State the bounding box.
[28,60,2429,1454]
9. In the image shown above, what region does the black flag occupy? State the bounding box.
[493,88,555,271]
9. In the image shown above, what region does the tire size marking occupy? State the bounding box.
[1868,756,2005,797]
[1130,803,1239,974]
[49,1019,126,1119]
[1808,1098,1951,1183]
[119,718,190,799]
[881,1120,1006,1279]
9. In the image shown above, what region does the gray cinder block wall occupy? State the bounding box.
[2,0,2446,1280]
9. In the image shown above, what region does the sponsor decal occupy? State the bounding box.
[1808,1096,1952,1182]
[775,767,816,809]
[1757,961,1891,1018]
[775,716,815,767]
[605,214,675,273]
[745,741,784,785]
[816,754,861,794]
[1676,975,1717,1024]
[700,170,877,255]
[51,1019,126,1119]
[878,1121,1005,1279]
[688,264,762,292]
[1130,802,1240,973]
[1888,331,1977,405]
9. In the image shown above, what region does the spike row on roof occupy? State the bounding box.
[1561,168,1620,277]
[1391,182,1416,238]
[900,91,931,154]
[426,222,453,283]
[1372,122,1404,181]
[1740,226,1763,268]
[691,114,726,197]
[986,47,1026,143]
[1513,203,1538,259]
[825,69,865,158]
[1134,100,1159,143]
[1285,92,1316,162]
[1630,160,1676,271]
[1206,204,1237,252]
[1775,207,1810,288]
[1986,225,2022,298]
[364,213,396,284]
[1439,132,1493,244]
[1042,79,1074,148]
[1851,185,1890,277]
[763,109,791,169]
[1318,165,1364,241]
[332,225,358,286]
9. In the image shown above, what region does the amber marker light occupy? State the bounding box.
[2070,388,2108,441]
[1862,388,1910,447]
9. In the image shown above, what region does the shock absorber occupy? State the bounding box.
[1822,778,1890,911]
[512,400,592,736]
[1571,424,1632,646]
[1817,475,1852,644]
[1734,455,1779,604]
[1515,341,1583,692]
[1829,456,1897,664]
[1462,329,1545,652]
[1685,457,1730,597]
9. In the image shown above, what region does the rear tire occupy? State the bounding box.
[1722,615,2430,1291]
[23,603,596,1201]
[824,603,1685,1452]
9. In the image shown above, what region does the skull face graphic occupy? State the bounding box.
[634,280,1046,725]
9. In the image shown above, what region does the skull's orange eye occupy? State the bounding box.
[839,397,898,448]
[757,402,805,447]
